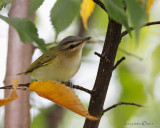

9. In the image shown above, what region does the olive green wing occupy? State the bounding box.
[18,47,57,75]
[25,54,56,74]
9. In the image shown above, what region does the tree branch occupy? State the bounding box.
[94,52,103,58]
[94,52,110,64]
[103,102,144,114]
[4,0,34,127]
[121,21,160,37]
[92,0,107,12]
[0,83,30,90]
[65,83,93,94]
[83,18,122,128]
[95,52,125,70]
[72,85,93,94]
[113,57,125,70]
[0,83,93,94]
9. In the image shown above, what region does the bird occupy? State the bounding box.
[18,36,91,82]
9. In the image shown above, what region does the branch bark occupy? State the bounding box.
[0,82,93,94]
[92,0,107,12]
[83,18,122,128]
[121,21,160,37]
[113,57,125,70]
[3,0,34,127]
[103,102,144,114]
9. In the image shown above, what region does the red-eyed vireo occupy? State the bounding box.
[18,36,91,82]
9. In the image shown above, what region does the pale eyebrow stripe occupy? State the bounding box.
[63,38,82,45]
[64,41,73,45]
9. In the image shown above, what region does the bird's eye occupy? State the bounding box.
[69,45,75,49]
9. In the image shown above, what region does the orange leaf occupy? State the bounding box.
[146,0,154,14]
[80,0,95,29]
[29,81,99,120]
[0,78,18,107]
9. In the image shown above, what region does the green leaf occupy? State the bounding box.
[88,5,108,36]
[111,66,147,128]
[28,0,44,15]
[151,45,160,77]
[0,15,50,55]
[125,0,147,39]
[51,0,81,36]
[0,0,15,10]
[103,0,130,34]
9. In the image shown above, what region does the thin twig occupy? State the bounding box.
[0,83,30,90]
[0,82,93,94]
[73,85,93,94]
[113,57,125,70]
[93,0,107,12]
[119,48,143,60]
[121,21,160,37]
[94,52,103,58]
[94,52,110,63]
[103,102,144,114]
[64,82,93,94]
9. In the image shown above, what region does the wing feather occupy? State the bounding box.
[24,47,57,74]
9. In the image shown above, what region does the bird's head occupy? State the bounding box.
[57,36,91,53]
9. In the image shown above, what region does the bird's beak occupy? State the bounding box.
[75,37,91,49]
[81,37,91,43]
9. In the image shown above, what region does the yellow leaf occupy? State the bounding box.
[80,0,95,29]
[0,78,18,107]
[29,81,99,120]
[12,78,19,89]
[146,0,154,14]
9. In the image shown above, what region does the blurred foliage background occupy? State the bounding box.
[0,0,160,128]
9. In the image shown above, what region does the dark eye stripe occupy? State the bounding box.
[69,45,75,49]
[66,42,82,50]
[73,42,81,47]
